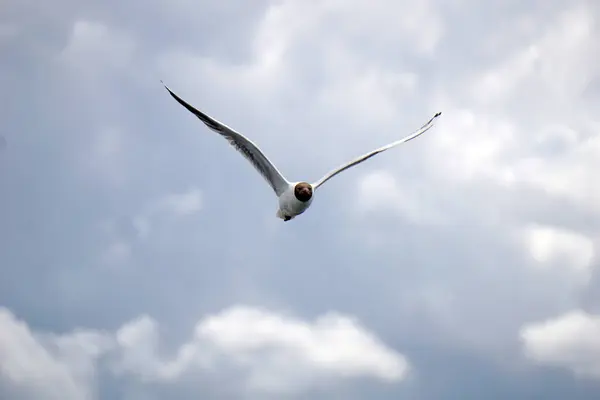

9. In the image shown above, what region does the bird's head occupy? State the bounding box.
[294,182,313,202]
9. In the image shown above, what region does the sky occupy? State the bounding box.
[1,0,599,399]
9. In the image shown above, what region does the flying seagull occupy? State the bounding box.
[162,82,441,221]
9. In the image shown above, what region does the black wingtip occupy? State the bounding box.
[160,80,172,92]
[161,82,179,101]
[434,111,442,117]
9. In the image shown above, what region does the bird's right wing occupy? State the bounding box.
[162,83,290,197]
[312,112,442,190]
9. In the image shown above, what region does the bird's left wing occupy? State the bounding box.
[311,112,442,190]
[162,82,290,197]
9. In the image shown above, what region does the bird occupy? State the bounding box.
[162,82,442,222]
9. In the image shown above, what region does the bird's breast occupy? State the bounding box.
[278,188,313,216]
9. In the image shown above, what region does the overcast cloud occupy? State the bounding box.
[1,0,599,399]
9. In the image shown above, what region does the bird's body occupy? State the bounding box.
[276,182,314,221]
[161,82,441,221]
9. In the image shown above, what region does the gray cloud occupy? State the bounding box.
[1,0,600,398]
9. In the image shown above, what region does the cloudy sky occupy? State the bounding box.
[1,0,599,398]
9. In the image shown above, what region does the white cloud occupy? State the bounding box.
[354,170,446,225]
[160,188,203,216]
[425,108,519,184]
[112,305,409,394]
[523,224,595,281]
[0,308,110,400]
[195,306,409,392]
[510,133,600,213]
[316,51,420,126]
[472,6,598,108]
[520,310,600,379]
[428,4,600,211]
[58,20,135,74]
[0,306,407,398]
[96,187,202,266]
[157,0,442,120]
[112,315,175,382]
[132,187,202,239]
[345,2,600,234]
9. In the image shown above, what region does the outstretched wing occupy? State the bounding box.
[312,112,442,190]
[162,82,290,197]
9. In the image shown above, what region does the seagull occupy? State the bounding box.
[162,82,441,221]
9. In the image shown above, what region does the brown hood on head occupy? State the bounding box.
[294,182,313,202]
